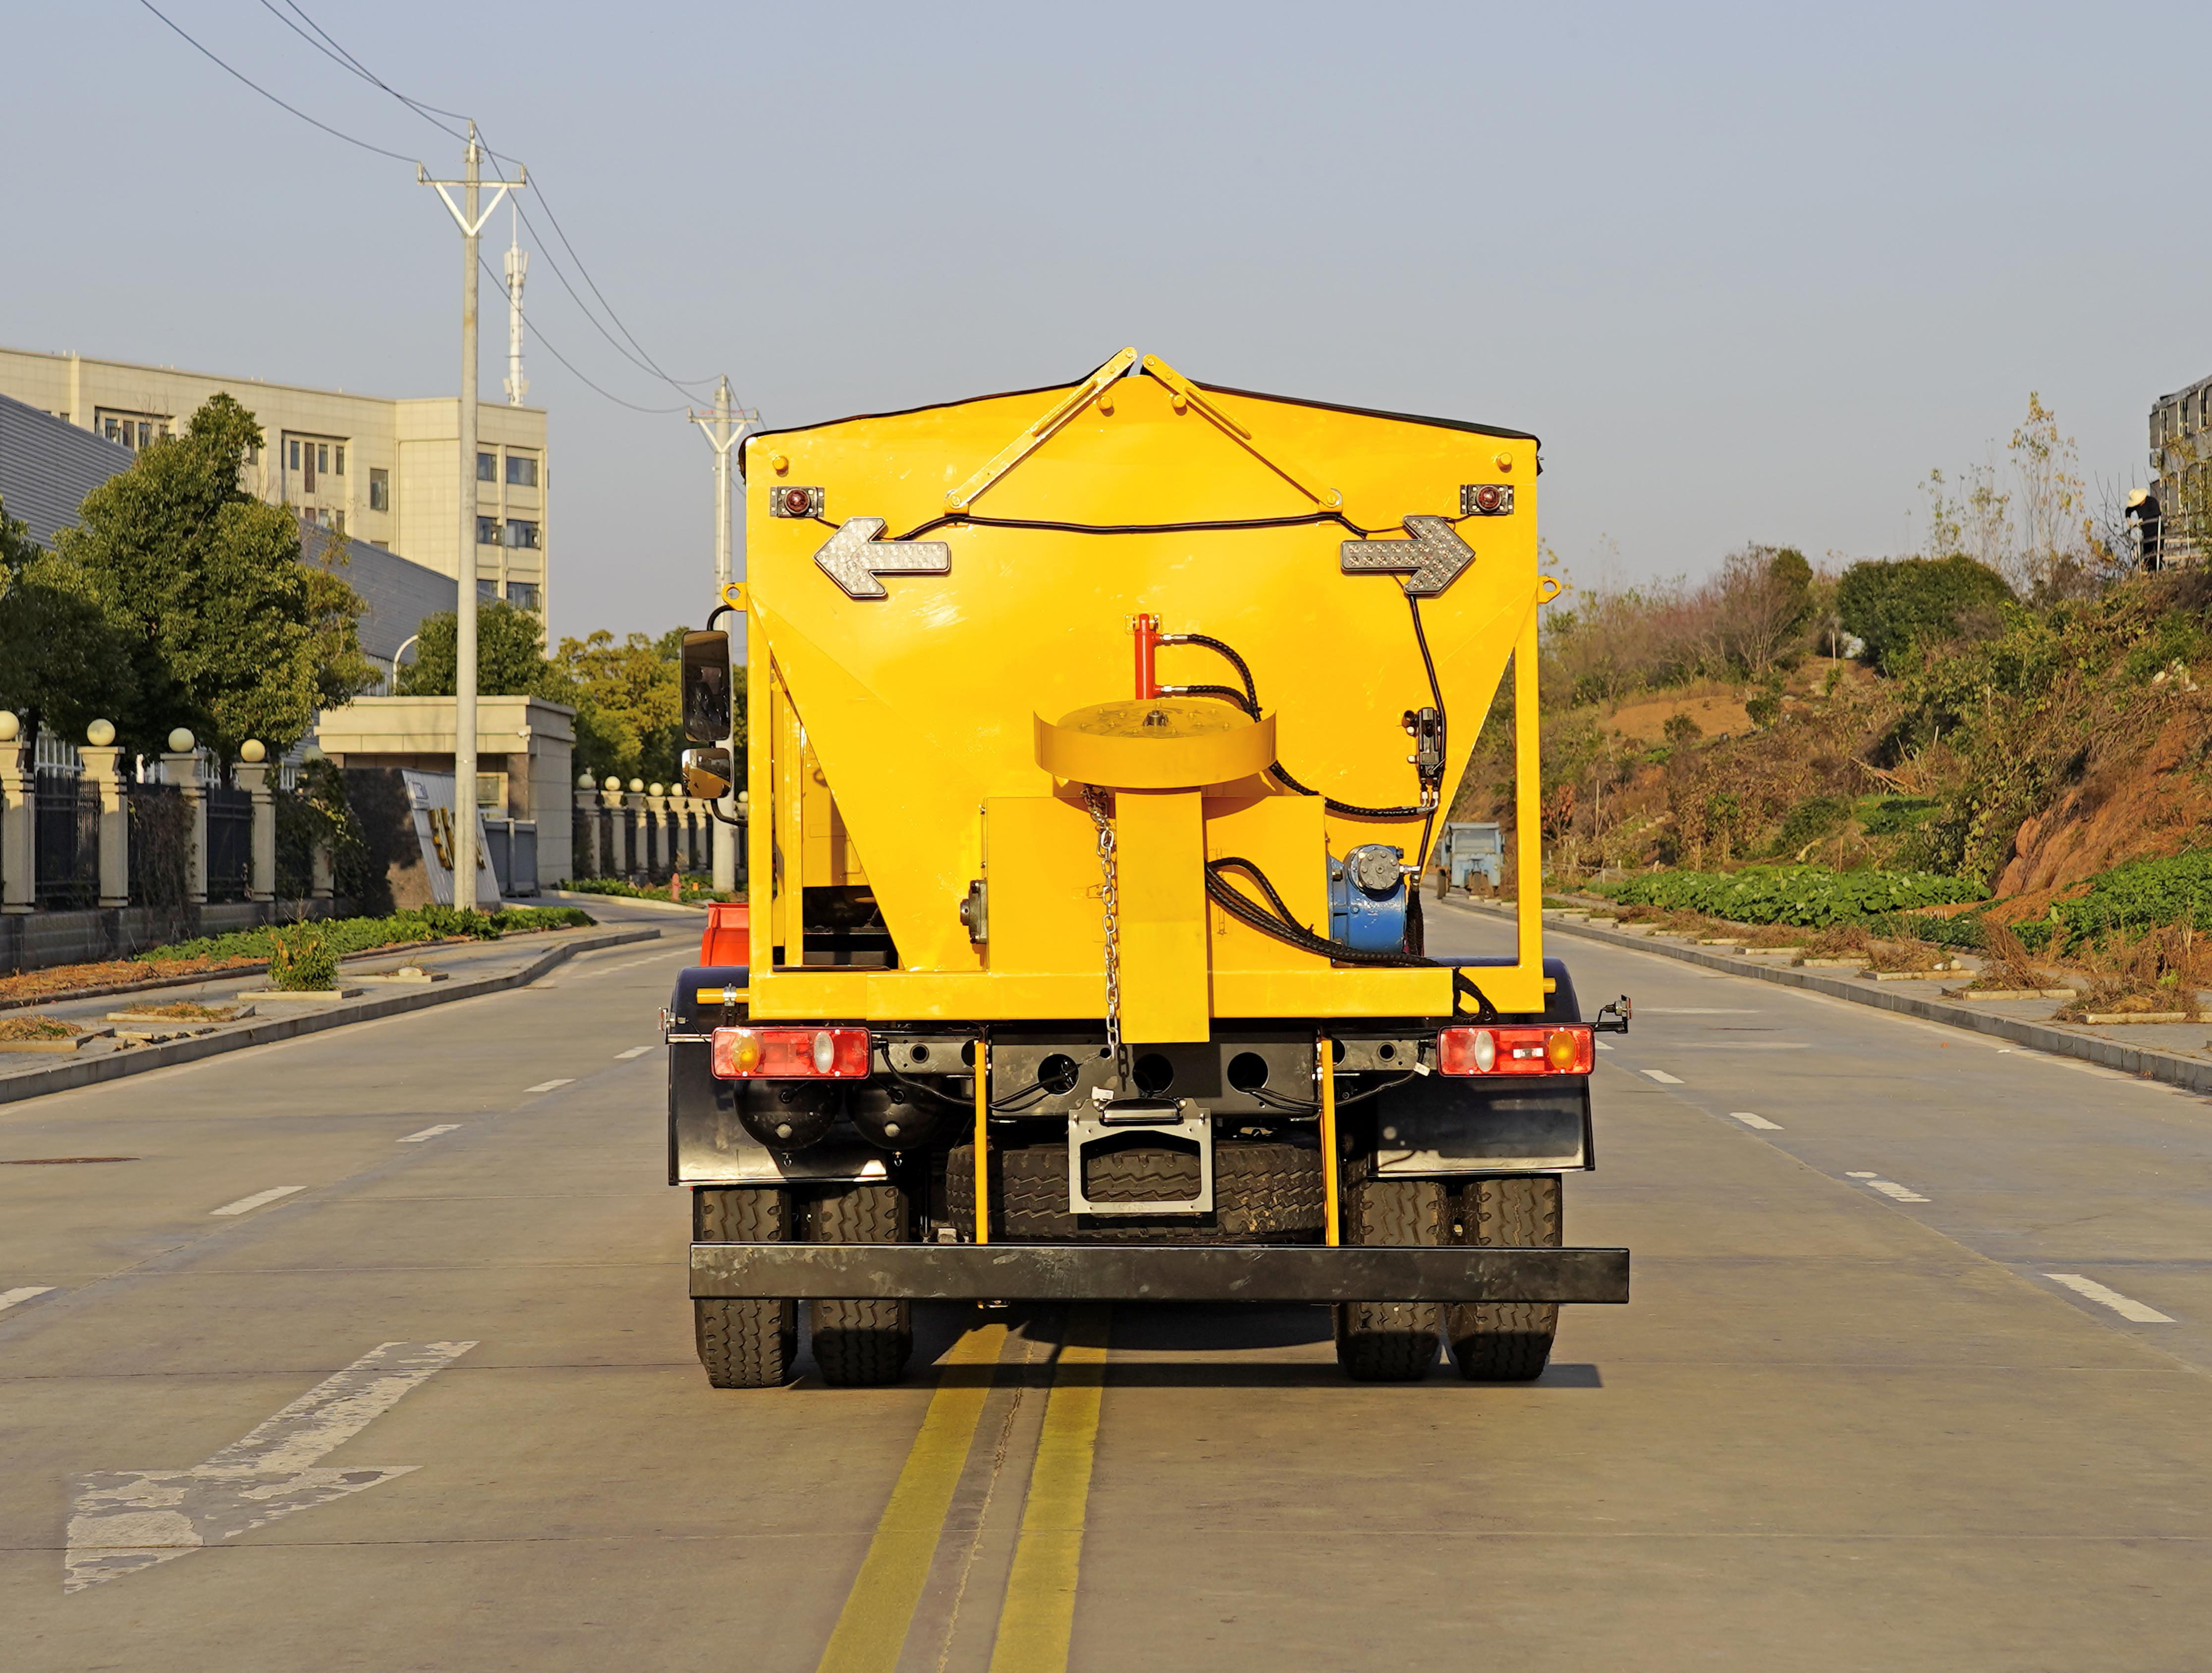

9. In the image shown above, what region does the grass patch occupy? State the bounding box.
[137,904,594,967]
[1594,864,1985,927]
[560,877,735,903]
[119,1001,244,1021]
[0,1016,79,1041]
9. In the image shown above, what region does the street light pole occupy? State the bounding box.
[420,124,524,911]
[689,376,758,895]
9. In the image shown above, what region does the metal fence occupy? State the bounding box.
[484,818,539,897]
[33,771,98,908]
[205,786,252,904]
[127,781,188,908]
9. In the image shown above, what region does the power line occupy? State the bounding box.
[477,252,687,414]
[132,0,418,164]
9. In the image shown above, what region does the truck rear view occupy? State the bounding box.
[667,348,1629,1386]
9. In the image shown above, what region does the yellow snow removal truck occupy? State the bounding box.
[666,348,1629,1387]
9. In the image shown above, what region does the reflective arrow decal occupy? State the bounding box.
[813,517,953,600]
[1339,515,1477,597]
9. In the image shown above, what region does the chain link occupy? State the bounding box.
[1081,784,1126,1085]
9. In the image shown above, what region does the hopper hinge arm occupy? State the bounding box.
[1140,355,1343,512]
[943,347,1139,513]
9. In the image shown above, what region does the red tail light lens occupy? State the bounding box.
[1438,1024,1594,1077]
[710,1026,870,1079]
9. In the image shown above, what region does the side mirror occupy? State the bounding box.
[1593,996,1632,1034]
[680,745,734,802]
[681,629,733,743]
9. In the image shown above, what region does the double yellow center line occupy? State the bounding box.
[815,1306,1111,1673]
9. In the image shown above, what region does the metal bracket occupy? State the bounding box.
[1140,355,1343,511]
[944,347,1138,512]
[1068,1100,1213,1216]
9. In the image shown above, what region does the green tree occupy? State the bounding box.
[56,393,376,758]
[397,599,569,700]
[1836,554,2013,673]
[0,497,140,749]
[554,628,687,785]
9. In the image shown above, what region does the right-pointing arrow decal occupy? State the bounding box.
[1339,514,1476,597]
[812,517,953,600]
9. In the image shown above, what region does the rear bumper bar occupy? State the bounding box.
[689,1242,1630,1304]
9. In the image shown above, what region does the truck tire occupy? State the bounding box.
[946,1140,1322,1242]
[693,1187,797,1390]
[1333,1175,1445,1382]
[1447,1175,1561,1382]
[809,1182,912,1387]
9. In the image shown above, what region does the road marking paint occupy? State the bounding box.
[210,1185,306,1217]
[0,1285,55,1312]
[1640,1069,1684,1084]
[1865,1179,1930,1203]
[1724,1111,1782,1130]
[1846,1171,1877,1178]
[815,1323,1012,1673]
[523,1079,574,1094]
[2045,1273,2174,1323]
[1594,1041,1614,1052]
[614,1046,651,1059]
[1674,1042,1810,1050]
[64,1340,475,1591]
[988,1306,1111,1673]
[397,1124,460,1143]
[1642,1007,1760,1014]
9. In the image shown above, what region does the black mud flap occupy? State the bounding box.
[689,1242,1629,1304]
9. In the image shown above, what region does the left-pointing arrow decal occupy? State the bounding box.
[63,1340,474,1592]
[813,517,953,600]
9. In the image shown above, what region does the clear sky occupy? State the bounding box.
[6,1,2205,638]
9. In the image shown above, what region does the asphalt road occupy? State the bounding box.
[4,898,2209,1671]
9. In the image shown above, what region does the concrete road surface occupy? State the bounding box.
[3,898,2208,1670]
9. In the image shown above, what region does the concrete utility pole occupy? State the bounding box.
[503,206,529,407]
[690,377,759,895]
[420,124,524,912]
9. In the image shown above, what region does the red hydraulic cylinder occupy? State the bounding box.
[1133,613,1161,699]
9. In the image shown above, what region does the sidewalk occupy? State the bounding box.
[0,922,664,1106]
[1442,895,2212,1094]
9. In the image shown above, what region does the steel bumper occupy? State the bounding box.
[689,1242,1630,1304]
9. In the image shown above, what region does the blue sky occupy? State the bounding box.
[6,1,2204,637]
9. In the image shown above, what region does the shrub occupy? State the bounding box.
[1594,864,1985,927]
[1836,555,2013,673]
[1769,796,1850,857]
[2046,848,2212,944]
[136,904,594,966]
[268,924,339,991]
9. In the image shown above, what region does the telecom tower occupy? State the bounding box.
[503,208,528,406]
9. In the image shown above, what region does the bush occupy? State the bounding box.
[137,904,594,966]
[1836,555,2013,673]
[1594,864,1986,927]
[1769,795,1849,856]
[268,924,340,991]
[2046,848,2212,945]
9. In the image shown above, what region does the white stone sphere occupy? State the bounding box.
[167,727,195,752]
[0,713,18,742]
[649,782,665,798]
[239,738,267,763]
[86,719,116,747]
[604,776,621,791]
[628,778,645,793]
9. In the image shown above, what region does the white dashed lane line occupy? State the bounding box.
[523,1079,574,1094]
[397,1124,460,1144]
[614,1046,651,1060]
[211,1185,306,1217]
[1846,1171,1930,1203]
[0,1285,55,1312]
[1640,1069,1684,1085]
[1724,1110,1783,1130]
[2044,1273,2175,1324]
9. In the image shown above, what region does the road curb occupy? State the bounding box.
[547,889,710,916]
[0,926,664,1107]
[1443,900,2212,1095]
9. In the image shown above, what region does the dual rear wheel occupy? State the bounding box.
[692,1181,912,1389]
[1332,1173,1562,1383]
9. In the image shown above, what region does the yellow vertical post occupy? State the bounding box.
[1318,1033,1339,1247]
[1513,602,1546,983]
[973,1038,990,1245]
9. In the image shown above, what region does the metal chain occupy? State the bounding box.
[1081,784,1126,1085]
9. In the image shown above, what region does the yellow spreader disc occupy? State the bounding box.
[1033,698,1277,790]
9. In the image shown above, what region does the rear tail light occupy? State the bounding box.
[1437,1024,1594,1077]
[710,1025,870,1079]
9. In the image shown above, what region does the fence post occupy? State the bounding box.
[575,773,601,878]
[234,740,276,912]
[162,728,208,909]
[627,781,652,877]
[647,783,668,874]
[0,713,31,918]
[600,777,630,876]
[79,723,129,909]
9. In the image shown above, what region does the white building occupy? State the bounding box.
[0,345,551,615]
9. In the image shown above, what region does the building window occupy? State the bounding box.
[505,453,538,487]
[478,578,498,600]
[506,582,540,610]
[477,515,501,546]
[304,446,317,493]
[334,445,345,476]
[477,451,498,482]
[504,517,540,549]
[368,467,389,512]
[99,410,171,452]
[288,438,301,470]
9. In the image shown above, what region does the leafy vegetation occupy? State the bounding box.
[2045,849,2212,945]
[137,904,592,966]
[268,923,340,991]
[1594,865,1985,927]
[1835,555,2014,674]
[559,875,733,903]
